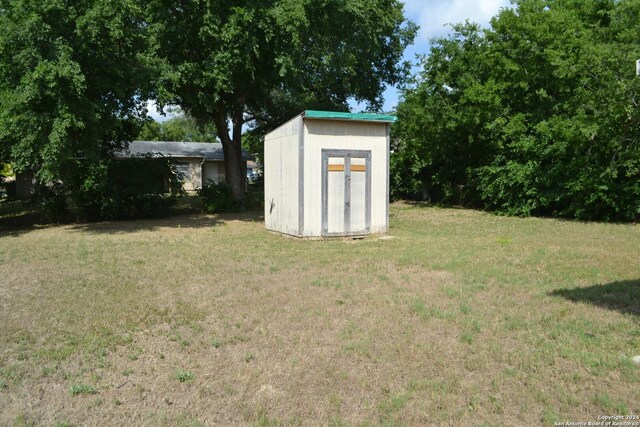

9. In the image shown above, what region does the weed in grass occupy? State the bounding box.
[223,385,236,396]
[378,392,409,422]
[127,346,142,361]
[122,368,133,377]
[328,392,342,409]
[502,316,528,332]
[14,414,34,427]
[53,423,72,427]
[40,366,55,377]
[70,384,97,396]
[175,369,194,383]
[167,413,205,427]
[468,395,481,411]
[472,320,482,333]
[378,274,390,284]
[443,286,461,298]
[541,407,560,426]
[256,408,282,426]
[489,394,504,415]
[460,304,471,315]
[114,398,123,406]
[460,332,474,345]
[94,346,108,367]
[89,397,104,408]
[211,338,221,348]
[329,415,348,427]
[592,393,627,414]
[0,365,24,386]
[227,335,249,345]
[244,352,255,362]
[409,299,428,320]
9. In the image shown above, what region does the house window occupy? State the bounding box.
[176,162,191,181]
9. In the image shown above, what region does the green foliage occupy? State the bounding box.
[198,180,235,214]
[34,182,69,223]
[147,0,417,200]
[30,156,181,222]
[394,0,640,221]
[72,156,182,221]
[137,113,218,142]
[0,0,152,203]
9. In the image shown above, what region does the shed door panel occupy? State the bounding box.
[322,150,371,236]
[349,157,367,234]
[327,157,346,234]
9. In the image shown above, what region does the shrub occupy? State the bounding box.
[72,156,182,221]
[245,189,264,210]
[2,180,16,200]
[34,182,69,223]
[198,180,235,214]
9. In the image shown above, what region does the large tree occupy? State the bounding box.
[137,112,219,143]
[0,0,151,188]
[147,0,417,201]
[393,0,640,221]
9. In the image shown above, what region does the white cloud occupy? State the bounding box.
[376,0,511,111]
[403,0,512,42]
[146,100,181,123]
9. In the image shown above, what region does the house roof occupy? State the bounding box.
[117,141,250,160]
[303,110,397,123]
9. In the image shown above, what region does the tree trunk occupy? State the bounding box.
[221,138,245,202]
[213,105,246,203]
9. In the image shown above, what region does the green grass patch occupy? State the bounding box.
[70,384,97,396]
[175,369,194,383]
[1,204,639,425]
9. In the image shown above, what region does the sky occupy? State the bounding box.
[148,0,512,121]
[378,0,512,111]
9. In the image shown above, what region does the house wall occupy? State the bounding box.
[176,159,203,191]
[302,119,389,237]
[203,161,225,184]
[264,115,302,236]
[177,159,227,190]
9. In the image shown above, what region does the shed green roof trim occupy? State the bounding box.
[303,110,397,123]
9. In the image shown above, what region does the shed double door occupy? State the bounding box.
[322,150,371,236]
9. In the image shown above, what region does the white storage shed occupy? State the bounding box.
[264,110,395,237]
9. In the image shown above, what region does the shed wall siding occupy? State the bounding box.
[302,120,389,236]
[264,115,302,236]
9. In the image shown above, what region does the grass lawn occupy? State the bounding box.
[0,202,638,426]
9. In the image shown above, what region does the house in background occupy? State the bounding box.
[13,140,251,198]
[119,141,251,191]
